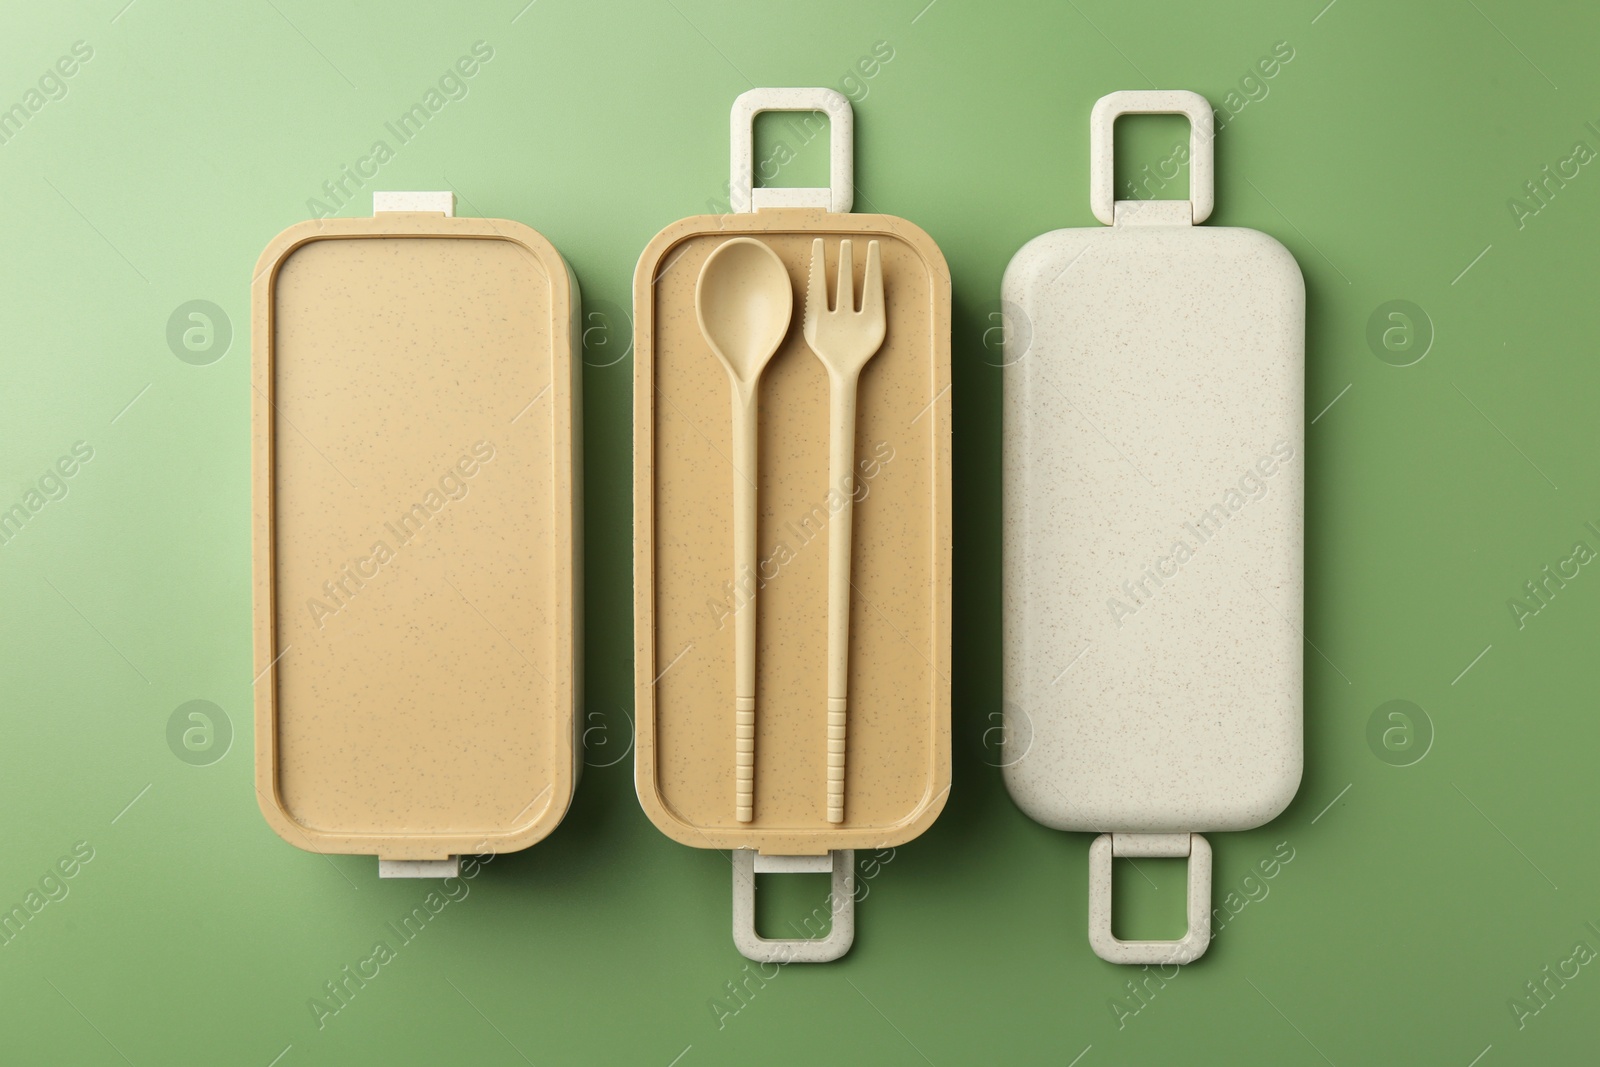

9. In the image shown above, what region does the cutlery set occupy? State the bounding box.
[694,233,887,825]
[254,87,1301,967]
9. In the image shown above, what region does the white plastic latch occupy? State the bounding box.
[379,857,461,878]
[732,849,854,963]
[1087,832,1212,964]
[373,191,455,216]
[729,88,853,214]
[1089,90,1214,226]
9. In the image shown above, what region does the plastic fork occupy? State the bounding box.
[802,238,886,823]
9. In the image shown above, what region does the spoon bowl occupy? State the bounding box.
[696,238,794,388]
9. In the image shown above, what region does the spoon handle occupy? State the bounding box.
[825,378,859,823]
[732,390,758,823]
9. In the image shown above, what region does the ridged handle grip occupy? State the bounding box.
[826,698,847,822]
[735,697,756,822]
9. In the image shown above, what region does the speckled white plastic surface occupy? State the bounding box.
[732,849,855,963]
[1088,833,1212,964]
[729,87,853,213]
[1000,91,1305,837]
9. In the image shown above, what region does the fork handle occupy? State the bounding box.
[825,377,858,823]
[826,698,847,822]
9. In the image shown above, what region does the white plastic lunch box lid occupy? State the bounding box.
[1001,93,1304,835]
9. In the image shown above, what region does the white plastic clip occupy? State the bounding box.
[1087,832,1212,964]
[1089,90,1214,226]
[379,857,461,878]
[729,88,853,214]
[731,849,854,963]
[373,191,455,216]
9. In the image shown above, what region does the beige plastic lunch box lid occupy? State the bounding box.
[251,192,581,877]
[1001,92,1305,965]
[633,89,952,962]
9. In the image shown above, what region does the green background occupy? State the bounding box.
[1,0,1597,1063]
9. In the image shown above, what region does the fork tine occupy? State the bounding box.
[860,241,883,322]
[804,238,827,333]
[835,240,855,313]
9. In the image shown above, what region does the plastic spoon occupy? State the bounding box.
[695,237,794,823]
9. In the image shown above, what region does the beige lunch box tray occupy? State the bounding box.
[251,192,581,876]
[633,89,951,961]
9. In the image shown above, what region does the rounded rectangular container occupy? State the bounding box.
[635,212,951,849]
[633,89,951,961]
[1001,92,1304,964]
[251,194,581,869]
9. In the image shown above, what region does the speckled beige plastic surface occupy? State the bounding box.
[1000,92,1304,835]
[633,208,951,856]
[251,212,580,862]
